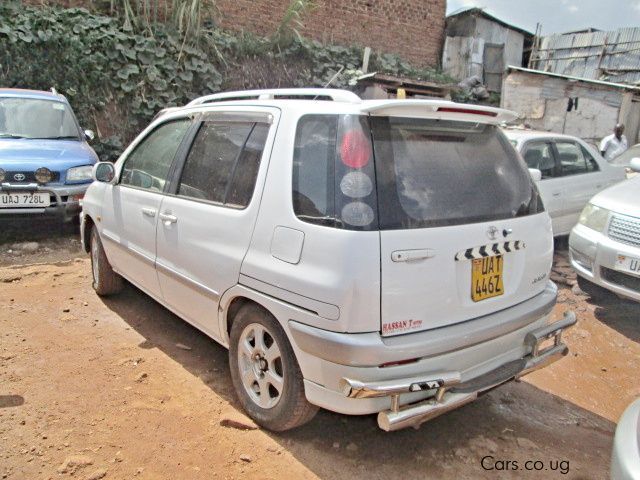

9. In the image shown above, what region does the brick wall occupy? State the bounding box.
[213,0,445,66]
[22,0,445,66]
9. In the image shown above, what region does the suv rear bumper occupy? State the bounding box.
[289,281,558,367]
[0,183,89,223]
[343,312,575,431]
[287,282,575,429]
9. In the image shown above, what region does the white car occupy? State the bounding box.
[81,89,575,432]
[609,143,640,178]
[569,160,640,302]
[611,398,640,480]
[504,130,625,236]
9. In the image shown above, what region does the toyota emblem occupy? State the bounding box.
[486,226,499,240]
[13,173,26,182]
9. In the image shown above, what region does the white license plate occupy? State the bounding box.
[615,254,640,276]
[0,192,50,208]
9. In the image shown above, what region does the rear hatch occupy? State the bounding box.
[368,114,551,336]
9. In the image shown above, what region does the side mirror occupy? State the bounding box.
[84,129,95,141]
[630,158,640,173]
[93,162,116,184]
[528,168,542,182]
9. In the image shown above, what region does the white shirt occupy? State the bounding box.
[600,134,628,161]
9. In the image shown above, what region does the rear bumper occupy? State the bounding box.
[289,281,557,368]
[0,182,89,222]
[288,282,574,429]
[341,312,575,431]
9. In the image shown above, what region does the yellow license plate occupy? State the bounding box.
[471,256,504,302]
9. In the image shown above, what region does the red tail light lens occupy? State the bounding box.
[340,129,372,169]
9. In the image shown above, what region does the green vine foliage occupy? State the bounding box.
[0,4,453,160]
[0,4,221,160]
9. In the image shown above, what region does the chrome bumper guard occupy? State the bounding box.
[340,311,577,432]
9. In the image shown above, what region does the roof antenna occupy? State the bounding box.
[313,66,346,100]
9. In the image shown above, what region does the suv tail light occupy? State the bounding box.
[336,115,378,229]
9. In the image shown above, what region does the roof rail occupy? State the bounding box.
[187,88,361,106]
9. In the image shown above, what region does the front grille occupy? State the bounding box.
[608,214,640,248]
[601,267,640,293]
[3,171,61,184]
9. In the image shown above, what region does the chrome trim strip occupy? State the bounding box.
[289,282,557,367]
[340,372,461,399]
[156,261,220,302]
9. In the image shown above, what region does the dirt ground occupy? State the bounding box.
[1,227,639,480]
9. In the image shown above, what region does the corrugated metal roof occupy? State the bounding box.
[446,7,533,36]
[507,66,640,91]
[531,27,640,85]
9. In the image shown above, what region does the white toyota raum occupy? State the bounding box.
[81,89,576,431]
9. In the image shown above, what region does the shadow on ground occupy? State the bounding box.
[0,217,77,244]
[593,297,640,343]
[103,283,615,479]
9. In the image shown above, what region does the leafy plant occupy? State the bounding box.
[272,0,316,47]
[0,4,222,160]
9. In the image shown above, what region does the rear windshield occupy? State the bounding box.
[292,114,543,231]
[371,117,543,229]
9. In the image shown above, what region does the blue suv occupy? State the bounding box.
[0,89,98,223]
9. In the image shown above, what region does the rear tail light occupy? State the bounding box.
[340,129,372,169]
[335,115,378,230]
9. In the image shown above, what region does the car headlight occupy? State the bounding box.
[35,167,53,184]
[578,204,610,232]
[0,168,5,182]
[66,165,93,182]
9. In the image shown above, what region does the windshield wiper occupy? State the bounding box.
[0,133,27,139]
[29,135,80,140]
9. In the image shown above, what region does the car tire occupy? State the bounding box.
[576,275,612,302]
[90,227,123,296]
[229,303,318,431]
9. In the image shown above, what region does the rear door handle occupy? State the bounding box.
[552,192,561,197]
[159,212,178,224]
[391,249,435,262]
[141,208,156,218]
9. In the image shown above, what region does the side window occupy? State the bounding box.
[580,144,600,172]
[292,115,338,222]
[555,141,588,176]
[177,121,269,208]
[522,141,556,179]
[121,119,191,191]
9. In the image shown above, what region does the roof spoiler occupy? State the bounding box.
[361,100,518,124]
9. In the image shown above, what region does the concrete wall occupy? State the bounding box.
[501,70,640,145]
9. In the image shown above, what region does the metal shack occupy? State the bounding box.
[442,7,533,92]
[501,66,640,145]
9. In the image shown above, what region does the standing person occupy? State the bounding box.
[600,123,628,161]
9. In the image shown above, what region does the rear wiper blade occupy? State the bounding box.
[0,133,27,139]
